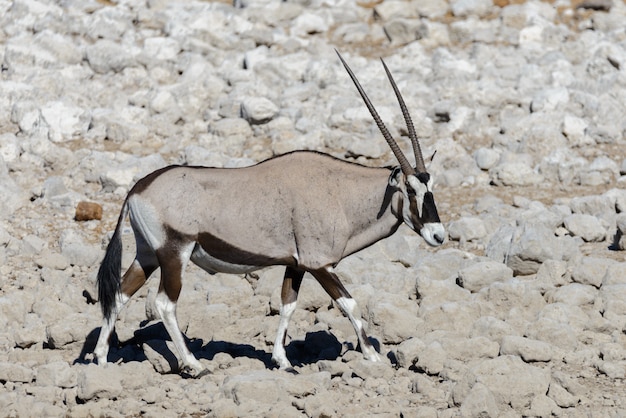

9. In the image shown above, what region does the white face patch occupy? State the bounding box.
[407,174,430,195]
[405,174,430,220]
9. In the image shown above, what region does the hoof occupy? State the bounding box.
[281,366,298,375]
[95,357,108,366]
[180,365,210,379]
[363,349,384,363]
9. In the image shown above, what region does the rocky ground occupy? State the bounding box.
[1,0,626,416]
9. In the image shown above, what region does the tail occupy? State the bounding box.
[97,199,129,321]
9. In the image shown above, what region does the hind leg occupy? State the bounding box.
[272,267,305,370]
[95,238,158,365]
[154,242,206,377]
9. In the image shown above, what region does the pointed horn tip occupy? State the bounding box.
[378,57,428,173]
[337,52,414,176]
[335,49,347,65]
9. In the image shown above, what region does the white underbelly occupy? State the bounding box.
[190,244,261,274]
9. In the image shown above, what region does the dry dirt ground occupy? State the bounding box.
[2,0,626,416]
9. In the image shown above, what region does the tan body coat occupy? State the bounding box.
[132,151,403,271]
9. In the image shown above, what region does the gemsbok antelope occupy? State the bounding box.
[94,52,446,377]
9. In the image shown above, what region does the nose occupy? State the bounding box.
[421,223,446,247]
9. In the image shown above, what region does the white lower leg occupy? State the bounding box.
[155,291,204,373]
[272,301,297,369]
[94,318,114,365]
[94,292,129,365]
[336,297,382,362]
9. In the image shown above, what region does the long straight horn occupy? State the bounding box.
[380,58,426,173]
[336,50,413,175]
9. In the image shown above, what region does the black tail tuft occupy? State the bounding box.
[97,224,123,321]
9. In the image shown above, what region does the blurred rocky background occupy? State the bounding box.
[1,0,625,416]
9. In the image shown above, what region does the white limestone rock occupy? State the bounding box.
[563,214,607,242]
[450,0,494,18]
[367,293,420,344]
[602,263,626,286]
[93,108,151,144]
[569,194,615,219]
[414,0,449,18]
[615,214,626,250]
[291,11,331,38]
[58,229,101,267]
[459,382,499,418]
[447,217,488,243]
[452,355,551,410]
[0,362,35,383]
[13,312,46,349]
[0,158,27,219]
[489,162,544,187]
[546,283,597,306]
[34,30,83,65]
[36,361,77,388]
[100,154,166,191]
[0,133,20,164]
[77,364,123,401]
[240,96,279,125]
[395,337,425,369]
[548,382,579,408]
[530,87,569,113]
[457,261,513,293]
[143,37,181,62]
[85,4,135,40]
[486,223,580,275]
[39,101,91,143]
[572,257,614,287]
[383,18,428,45]
[85,39,137,74]
[374,0,418,20]
[470,316,518,341]
[562,114,591,147]
[474,147,500,170]
[539,147,588,185]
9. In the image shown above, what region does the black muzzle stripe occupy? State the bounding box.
[422,192,440,223]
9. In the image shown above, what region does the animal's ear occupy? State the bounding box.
[388,166,403,187]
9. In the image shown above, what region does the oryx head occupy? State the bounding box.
[337,51,446,247]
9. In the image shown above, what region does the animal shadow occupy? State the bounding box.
[196,329,344,369]
[76,324,345,371]
[609,228,623,251]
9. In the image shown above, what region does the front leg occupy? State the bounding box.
[309,267,383,363]
[272,267,304,371]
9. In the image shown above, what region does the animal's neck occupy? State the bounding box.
[340,173,404,258]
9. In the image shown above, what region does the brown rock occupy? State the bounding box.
[75,201,103,221]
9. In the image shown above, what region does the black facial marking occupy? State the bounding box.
[406,193,421,230]
[422,192,441,223]
[417,172,430,184]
